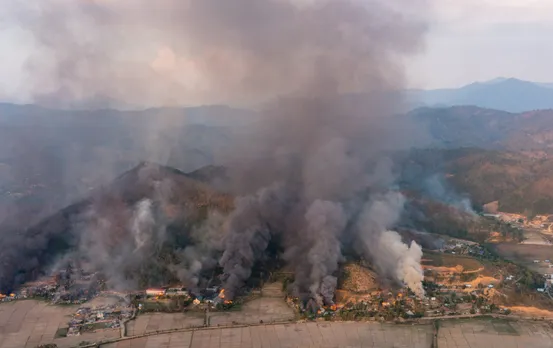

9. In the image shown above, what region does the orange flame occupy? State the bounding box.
[330,305,337,311]
[224,300,233,305]
[218,289,225,299]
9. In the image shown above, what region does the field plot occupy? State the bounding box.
[438,317,553,348]
[422,252,484,272]
[495,243,553,273]
[520,229,552,245]
[126,312,204,336]
[0,300,119,348]
[208,297,295,326]
[495,243,553,263]
[104,321,433,348]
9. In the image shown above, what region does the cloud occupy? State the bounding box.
[431,0,553,29]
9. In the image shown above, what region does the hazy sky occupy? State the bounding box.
[0,0,552,104]
[408,0,553,88]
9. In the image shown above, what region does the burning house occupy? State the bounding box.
[145,288,166,297]
[166,287,189,297]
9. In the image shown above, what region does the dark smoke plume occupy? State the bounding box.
[1,0,430,301]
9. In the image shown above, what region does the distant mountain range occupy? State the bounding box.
[408,78,553,113]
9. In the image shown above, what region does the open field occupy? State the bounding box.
[494,243,553,273]
[0,300,120,348]
[126,312,204,336]
[422,252,483,272]
[438,317,553,348]
[127,295,296,337]
[104,318,553,348]
[103,322,433,348]
[209,297,296,327]
[4,297,553,347]
[520,228,553,245]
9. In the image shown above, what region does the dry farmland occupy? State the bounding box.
[422,252,484,272]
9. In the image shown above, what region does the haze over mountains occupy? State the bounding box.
[3,89,553,229]
[409,78,553,113]
[3,79,553,293]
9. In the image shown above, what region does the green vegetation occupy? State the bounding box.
[54,327,68,338]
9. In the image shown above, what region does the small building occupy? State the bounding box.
[166,287,189,297]
[145,288,166,297]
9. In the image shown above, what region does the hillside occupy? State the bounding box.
[402,148,553,215]
[411,106,553,150]
[0,104,243,233]
[409,78,553,113]
[0,162,234,293]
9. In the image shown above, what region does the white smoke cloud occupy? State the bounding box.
[378,231,425,297]
[357,191,425,297]
[131,199,155,251]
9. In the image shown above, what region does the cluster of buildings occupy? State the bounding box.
[421,285,502,317]
[143,285,225,301]
[0,293,16,302]
[288,290,425,321]
[67,303,134,337]
[439,239,491,259]
[483,211,553,230]
[139,284,233,312]
[144,286,194,297]
[11,270,102,305]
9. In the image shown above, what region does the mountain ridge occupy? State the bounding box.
[409,78,553,112]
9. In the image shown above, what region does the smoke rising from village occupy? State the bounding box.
[0,0,431,303]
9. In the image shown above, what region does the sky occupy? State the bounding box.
[0,0,553,105]
[407,0,553,89]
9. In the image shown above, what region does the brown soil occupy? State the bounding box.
[339,263,379,293]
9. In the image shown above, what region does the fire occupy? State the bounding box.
[330,304,337,311]
[218,289,225,299]
[224,300,233,305]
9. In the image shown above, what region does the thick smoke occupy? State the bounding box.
[171,211,226,290]
[356,191,425,297]
[207,0,429,301]
[0,0,430,301]
[220,184,288,298]
[303,201,347,305]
